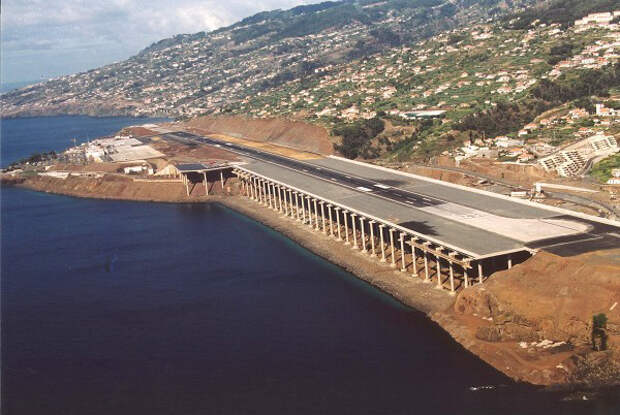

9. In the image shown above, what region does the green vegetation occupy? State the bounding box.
[455,100,550,137]
[592,313,608,351]
[333,117,385,159]
[505,0,619,29]
[590,154,620,183]
[547,42,575,65]
[533,64,620,103]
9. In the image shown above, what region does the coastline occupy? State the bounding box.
[3,177,619,392]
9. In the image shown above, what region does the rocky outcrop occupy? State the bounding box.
[434,251,620,386]
[455,252,619,347]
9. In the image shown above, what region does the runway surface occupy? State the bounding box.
[164,131,620,257]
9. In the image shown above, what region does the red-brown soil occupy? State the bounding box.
[182,116,334,155]
[433,251,620,386]
[7,173,234,202]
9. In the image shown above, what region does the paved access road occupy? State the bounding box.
[165,131,620,257]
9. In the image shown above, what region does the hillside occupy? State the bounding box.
[0,0,534,119]
[1,0,618,170]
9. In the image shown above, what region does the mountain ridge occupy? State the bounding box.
[1,0,532,119]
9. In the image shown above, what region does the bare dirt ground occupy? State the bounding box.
[121,126,160,137]
[181,115,335,155]
[148,138,242,162]
[432,251,620,386]
[7,170,236,202]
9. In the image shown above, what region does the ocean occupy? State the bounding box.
[1,117,618,414]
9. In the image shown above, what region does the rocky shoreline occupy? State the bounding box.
[3,176,619,393]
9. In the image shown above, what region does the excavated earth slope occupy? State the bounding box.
[433,251,620,386]
[183,116,334,155]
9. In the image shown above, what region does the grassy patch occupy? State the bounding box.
[590,153,620,183]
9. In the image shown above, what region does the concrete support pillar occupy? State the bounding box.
[282,188,288,216]
[507,255,513,269]
[184,174,189,196]
[389,228,396,268]
[320,202,327,234]
[400,233,407,272]
[257,180,263,203]
[379,225,386,262]
[294,192,300,220]
[369,221,376,257]
[270,183,277,210]
[410,237,417,276]
[464,267,469,288]
[311,199,318,230]
[478,262,484,284]
[360,217,367,253]
[279,187,285,214]
[423,250,430,282]
[276,186,282,213]
[306,197,312,227]
[343,211,350,245]
[335,208,342,240]
[436,255,442,289]
[449,262,455,295]
[351,214,358,249]
[255,178,260,202]
[204,172,209,195]
[327,205,334,237]
[220,171,225,189]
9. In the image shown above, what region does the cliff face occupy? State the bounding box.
[434,251,620,386]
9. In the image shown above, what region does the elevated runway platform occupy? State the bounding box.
[160,129,620,293]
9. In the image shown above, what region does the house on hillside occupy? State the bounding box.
[596,103,617,117]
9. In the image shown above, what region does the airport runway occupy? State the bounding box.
[164,131,620,257]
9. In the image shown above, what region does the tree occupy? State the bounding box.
[592,313,608,351]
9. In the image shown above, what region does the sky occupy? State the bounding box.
[1,0,311,85]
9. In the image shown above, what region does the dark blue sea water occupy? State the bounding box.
[0,115,169,167]
[1,117,619,414]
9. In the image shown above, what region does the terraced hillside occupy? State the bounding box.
[1,0,535,119]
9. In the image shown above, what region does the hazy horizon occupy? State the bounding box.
[1,0,313,85]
